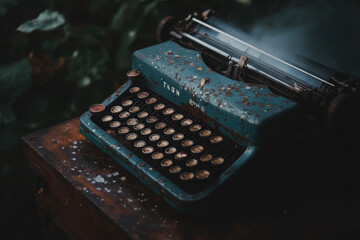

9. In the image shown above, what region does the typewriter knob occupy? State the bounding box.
[326,92,360,132]
[126,69,142,81]
[156,16,178,42]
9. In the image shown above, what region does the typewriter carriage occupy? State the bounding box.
[157,10,360,128]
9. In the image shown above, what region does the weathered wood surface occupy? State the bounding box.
[22,118,360,240]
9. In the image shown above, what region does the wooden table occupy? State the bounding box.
[22,118,360,240]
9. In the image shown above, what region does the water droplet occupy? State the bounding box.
[94,175,105,183]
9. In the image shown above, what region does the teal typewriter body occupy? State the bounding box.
[80,11,359,212]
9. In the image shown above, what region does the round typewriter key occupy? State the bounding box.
[172,113,184,121]
[154,103,165,111]
[165,147,177,154]
[110,121,121,128]
[149,134,160,141]
[152,152,164,160]
[169,166,181,174]
[118,127,130,134]
[119,111,130,118]
[190,124,202,132]
[127,70,141,80]
[125,133,138,141]
[200,154,212,162]
[126,118,138,126]
[181,119,193,126]
[163,108,175,115]
[200,129,212,137]
[181,139,194,147]
[102,115,113,122]
[180,172,194,181]
[186,159,198,167]
[210,135,223,143]
[155,122,166,129]
[137,92,149,99]
[161,159,173,167]
[196,170,210,180]
[164,128,175,135]
[175,152,187,160]
[157,140,169,148]
[145,97,157,104]
[129,87,140,93]
[129,106,140,113]
[172,133,184,141]
[142,146,154,154]
[212,157,224,165]
[146,116,158,123]
[191,145,204,154]
[110,105,122,114]
[134,140,146,148]
[137,111,149,118]
[122,100,133,106]
[141,128,152,135]
[133,123,145,130]
[89,104,105,116]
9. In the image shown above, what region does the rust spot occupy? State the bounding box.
[166,58,174,65]
[241,97,251,106]
[199,78,210,88]
[151,79,159,85]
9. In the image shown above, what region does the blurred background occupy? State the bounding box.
[0,0,359,238]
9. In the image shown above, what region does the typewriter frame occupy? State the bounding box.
[80,40,303,211]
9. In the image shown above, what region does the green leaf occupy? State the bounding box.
[16,9,65,33]
[0,59,32,124]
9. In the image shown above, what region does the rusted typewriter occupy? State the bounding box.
[80,10,360,212]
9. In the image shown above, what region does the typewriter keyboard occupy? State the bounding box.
[90,85,245,194]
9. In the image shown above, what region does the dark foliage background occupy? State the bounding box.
[0,0,359,238]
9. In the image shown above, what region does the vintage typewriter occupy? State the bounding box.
[80,10,360,212]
